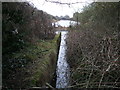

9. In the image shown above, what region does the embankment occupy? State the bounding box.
[2,2,60,89]
[3,34,61,89]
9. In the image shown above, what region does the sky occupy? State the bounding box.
[26,0,93,17]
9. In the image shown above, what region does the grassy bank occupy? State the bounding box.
[2,2,60,89]
[3,34,60,88]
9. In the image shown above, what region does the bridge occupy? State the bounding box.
[54,26,68,31]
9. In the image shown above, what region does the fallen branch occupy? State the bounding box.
[46,83,54,88]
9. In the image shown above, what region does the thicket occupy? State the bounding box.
[2,2,56,88]
[67,2,120,88]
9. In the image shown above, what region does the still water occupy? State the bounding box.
[56,31,70,88]
[54,20,78,27]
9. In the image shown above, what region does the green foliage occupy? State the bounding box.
[2,33,60,88]
[73,2,119,35]
[2,2,57,88]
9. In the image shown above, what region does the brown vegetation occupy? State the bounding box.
[66,2,120,88]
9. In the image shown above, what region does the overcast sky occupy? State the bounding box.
[26,0,93,17]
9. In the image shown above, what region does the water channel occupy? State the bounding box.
[56,31,70,88]
[55,20,78,88]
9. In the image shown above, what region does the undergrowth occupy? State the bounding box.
[66,30,120,88]
[66,2,120,88]
[3,34,60,89]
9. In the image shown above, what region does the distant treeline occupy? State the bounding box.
[55,15,72,20]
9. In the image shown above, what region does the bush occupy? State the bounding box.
[2,2,56,88]
[67,2,120,88]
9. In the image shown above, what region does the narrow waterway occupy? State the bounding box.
[56,31,70,88]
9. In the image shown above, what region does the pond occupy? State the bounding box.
[53,20,79,27]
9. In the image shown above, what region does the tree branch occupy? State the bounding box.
[45,0,90,5]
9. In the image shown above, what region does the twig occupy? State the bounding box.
[98,70,105,88]
[68,83,87,88]
[46,83,54,88]
[97,85,119,88]
[45,0,90,5]
[86,62,94,88]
